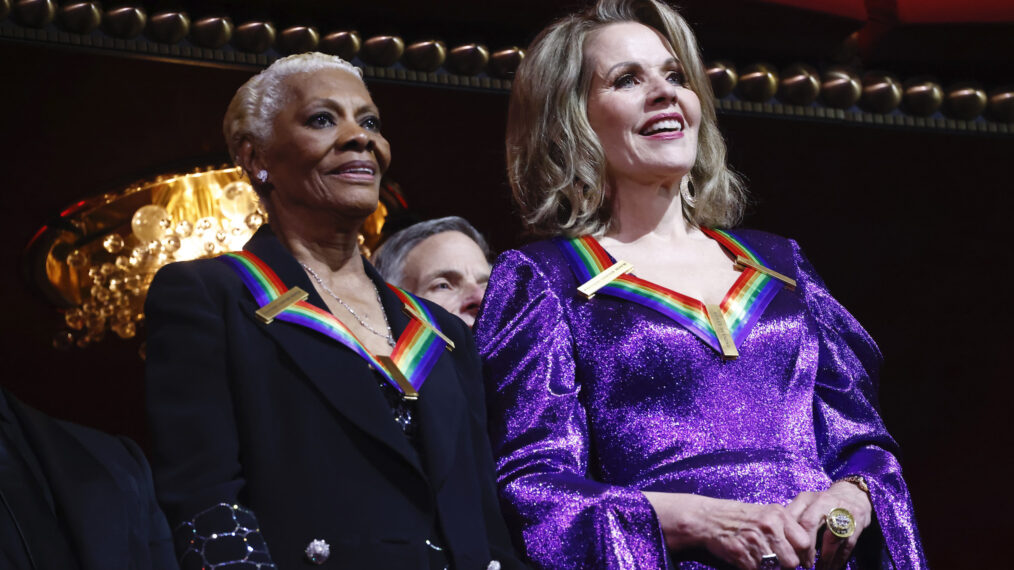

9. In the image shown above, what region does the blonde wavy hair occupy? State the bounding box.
[223,52,363,160]
[506,0,747,237]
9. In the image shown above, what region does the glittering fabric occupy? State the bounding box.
[475,229,926,569]
[175,503,276,569]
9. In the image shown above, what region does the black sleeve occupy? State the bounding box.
[451,318,530,570]
[144,261,276,569]
[117,436,179,570]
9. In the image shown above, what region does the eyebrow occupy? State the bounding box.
[422,269,491,284]
[604,57,680,77]
[305,98,379,116]
[424,269,461,281]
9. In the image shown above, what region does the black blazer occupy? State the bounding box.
[145,226,525,569]
[0,389,177,570]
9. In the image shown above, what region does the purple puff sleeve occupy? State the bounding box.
[793,240,927,569]
[475,249,670,570]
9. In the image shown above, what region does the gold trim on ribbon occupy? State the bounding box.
[705,304,739,360]
[255,287,309,324]
[402,304,456,351]
[733,256,796,290]
[375,355,420,400]
[577,260,634,299]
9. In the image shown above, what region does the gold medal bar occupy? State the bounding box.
[577,260,634,299]
[705,304,739,360]
[376,355,420,400]
[402,304,456,351]
[734,256,796,290]
[255,287,309,324]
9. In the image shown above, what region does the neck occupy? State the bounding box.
[604,176,695,244]
[268,200,367,278]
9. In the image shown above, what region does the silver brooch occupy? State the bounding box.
[304,539,330,565]
[487,561,501,570]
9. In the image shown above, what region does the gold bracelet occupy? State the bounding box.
[836,475,870,496]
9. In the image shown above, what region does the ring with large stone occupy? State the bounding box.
[826,507,856,539]
[759,553,779,569]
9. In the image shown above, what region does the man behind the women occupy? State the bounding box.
[373,216,492,328]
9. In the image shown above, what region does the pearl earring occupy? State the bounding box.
[256,170,268,183]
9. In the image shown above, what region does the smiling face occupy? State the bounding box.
[258,68,391,219]
[399,231,490,327]
[584,21,701,188]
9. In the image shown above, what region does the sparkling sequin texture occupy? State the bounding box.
[175,503,276,569]
[475,230,926,569]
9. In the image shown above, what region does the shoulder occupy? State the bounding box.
[490,238,577,291]
[416,293,471,344]
[722,227,802,277]
[724,227,796,256]
[146,256,249,310]
[13,398,148,478]
[149,256,242,291]
[54,417,146,470]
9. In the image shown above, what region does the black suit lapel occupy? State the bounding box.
[377,282,465,490]
[8,399,123,570]
[240,227,425,476]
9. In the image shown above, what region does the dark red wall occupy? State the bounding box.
[1,41,1010,567]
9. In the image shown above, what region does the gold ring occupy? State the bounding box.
[826,507,856,538]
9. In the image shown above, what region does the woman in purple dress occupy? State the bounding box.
[474,1,926,569]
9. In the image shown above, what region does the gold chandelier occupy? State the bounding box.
[29,166,263,349]
[28,165,393,352]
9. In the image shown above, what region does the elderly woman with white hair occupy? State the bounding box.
[144,53,524,570]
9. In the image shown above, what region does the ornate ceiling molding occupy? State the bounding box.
[1,1,1011,134]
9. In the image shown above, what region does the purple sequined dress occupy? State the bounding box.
[474,229,926,569]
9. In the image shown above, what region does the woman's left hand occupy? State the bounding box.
[786,481,873,570]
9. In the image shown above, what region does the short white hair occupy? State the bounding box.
[223,52,364,159]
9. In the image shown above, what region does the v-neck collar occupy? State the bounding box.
[232,226,465,485]
[556,228,788,356]
[227,226,450,397]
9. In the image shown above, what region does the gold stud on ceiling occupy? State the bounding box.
[320,30,361,61]
[901,78,943,117]
[233,21,276,54]
[103,6,147,39]
[777,64,820,106]
[13,0,56,28]
[706,61,737,99]
[820,67,861,109]
[361,35,405,67]
[278,26,320,55]
[147,11,190,45]
[736,63,778,103]
[404,40,448,73]
[860,71,902,114]
[489,47,525,79]
[987,87,1014,123]
[57,2,101,35]
[944,83,987,120]
[191,16,234,49]
[447,43,490,76]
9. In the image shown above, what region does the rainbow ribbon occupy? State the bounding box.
[556,229,785,356]
[387,285,452,388]
[219,251,449,398]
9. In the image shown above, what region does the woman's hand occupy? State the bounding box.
[786,481,873,570]
[643,491,812,569]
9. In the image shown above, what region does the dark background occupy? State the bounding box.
[2,13,1012,567]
